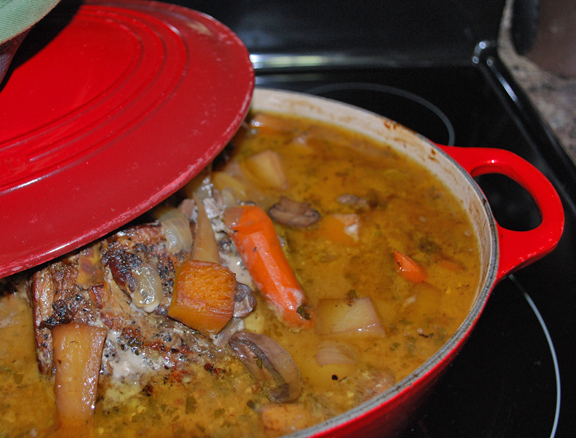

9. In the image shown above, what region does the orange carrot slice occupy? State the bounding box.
[393,250,428,283]
[223,205,314,330]
[168,260,236,335]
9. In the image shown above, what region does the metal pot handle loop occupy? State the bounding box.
[438,145,564,282]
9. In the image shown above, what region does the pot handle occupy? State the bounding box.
[438,145,564,282]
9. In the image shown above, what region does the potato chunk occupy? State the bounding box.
[316,297,385,337]
[51,322,107,437]
[212,171,250,201]
[243,150,288,189]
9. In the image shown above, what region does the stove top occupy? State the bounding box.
[165,2,576,436]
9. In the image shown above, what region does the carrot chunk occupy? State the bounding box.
[223,205,314,330]
[51,322,107,437]
[168,260,236,335]
[318,214,360,245]
[393,250,428,283]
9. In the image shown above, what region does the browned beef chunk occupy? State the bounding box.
[100,223,180,314]
[27,222,221,376]
[29,259,99,374]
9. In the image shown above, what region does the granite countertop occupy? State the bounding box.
[498,1,576,165]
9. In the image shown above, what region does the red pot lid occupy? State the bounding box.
[0,0,254,277]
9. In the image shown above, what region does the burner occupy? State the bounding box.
[305,82,456,146]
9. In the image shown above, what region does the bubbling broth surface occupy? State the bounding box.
[0,112,480,437]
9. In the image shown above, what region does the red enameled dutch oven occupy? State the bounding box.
[0,0,563,434]
[249,88,565,437]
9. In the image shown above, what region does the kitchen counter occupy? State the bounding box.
[499,1,576,165]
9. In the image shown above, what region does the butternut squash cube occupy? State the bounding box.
[168,260,236,335]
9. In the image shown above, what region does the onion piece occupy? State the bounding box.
[315,340,358,366]
[161,215,193,254]
[318,214,360,246]
[131,262,163,313]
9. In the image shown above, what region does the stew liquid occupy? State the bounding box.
[0,112,480,437]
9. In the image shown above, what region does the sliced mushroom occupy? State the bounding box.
[234,282,257,318]
[337,194,368,209]
[213,317,245,348]
[228,331,303,403]
[268,196,320,228]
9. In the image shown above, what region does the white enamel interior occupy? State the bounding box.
[250,87,500,436]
